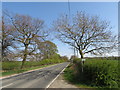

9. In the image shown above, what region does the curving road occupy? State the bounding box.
[1,62,69,89]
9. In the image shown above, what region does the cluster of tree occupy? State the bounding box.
[2,11,62,68]
[2,11,117,68]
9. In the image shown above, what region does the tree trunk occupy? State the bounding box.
[79,50,84,59]
[21,45,28,69]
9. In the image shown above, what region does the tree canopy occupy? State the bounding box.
[53,12,117,58]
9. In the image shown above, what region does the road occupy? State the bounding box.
[1,62,69,89]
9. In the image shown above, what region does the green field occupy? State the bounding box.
[64,58,119,89]
[1,58,66,76]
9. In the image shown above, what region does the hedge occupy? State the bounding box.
[73,59,119,88]
[2,59,66,70]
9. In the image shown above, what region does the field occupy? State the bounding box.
[1,58,66,76]
[64,58,119,88]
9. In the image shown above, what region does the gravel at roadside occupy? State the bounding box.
[48,72,79,88]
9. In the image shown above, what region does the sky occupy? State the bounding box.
[2,2,118,58]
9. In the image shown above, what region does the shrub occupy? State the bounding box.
[73,58,80,63]
[2,61,21,70]
[2,58,66,70]
[64,66,76,82]
[72,59,119,88]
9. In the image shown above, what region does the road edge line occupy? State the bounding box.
[1,83,13,88]
[46,62,70,89]
[0,63,64,80]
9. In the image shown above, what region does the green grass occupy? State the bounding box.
[64,58,119,89]
[1,58,67,77]
[63,64,95,88]
[2,59,66,70]
[75,83,96,88]
[2,63,57,77]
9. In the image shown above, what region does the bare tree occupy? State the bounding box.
[4,13,47,68]
[2,17,16,61]
[0,17,2,61]
[53,12,117,58]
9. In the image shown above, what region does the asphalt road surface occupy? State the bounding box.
[1,62,69,89]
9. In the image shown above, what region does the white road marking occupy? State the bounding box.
[2,83,13,88]
[46,63,70,89]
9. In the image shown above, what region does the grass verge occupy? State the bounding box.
[63,63,99,89]
[63,62,119,89]
[2,63,57,77]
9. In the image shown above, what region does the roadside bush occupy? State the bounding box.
[64,65,76,82]
[2,58,66,70]
[73,58,81,63]
[2,61,21,70]
[74,59,119,88]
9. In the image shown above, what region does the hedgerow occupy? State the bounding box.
[65,59,119,88]
[2,58,66,70]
